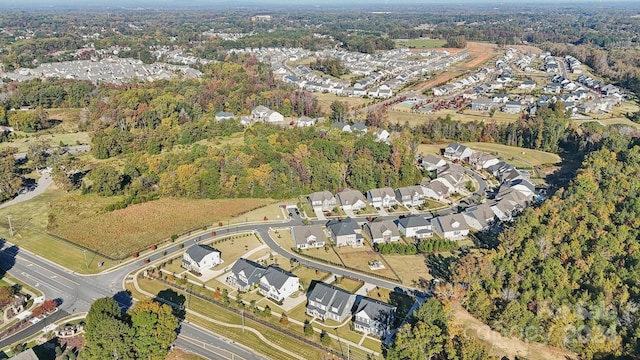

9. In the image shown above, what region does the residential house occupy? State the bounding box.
[463,204,496,231]
[471,97,493,111]
[497,178,536,201]
[375,129,391,143]
[397,215,432,239]
[227,258,266,291]
[332,121,352,132]
[468,152,499,170]
[291,225,327,249]
[443,143,474,161]
[395,186,425,207]
[306,282,356,323]
[518,80,536,90]
[258,266,300,303]
[182,244,223,273]
[351,123,368,133]
[336,189,368,211]
[326,217,363,247]
[251,105,271,120]
[215,111,235,121]
[433,214,470,240]
[264,110,284,122]
[353,297,396,337]
[366,187,397,208]
[421,181,450,201]
[432,163,467,194]
[308,191,337,212]
[502,101,523,114]
[296,116,316,127]
[419,154,446,171]
[363,218,400,244]
[492,94,509,104]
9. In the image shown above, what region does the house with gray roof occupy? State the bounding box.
[291,225,327,249]
[183,244,223,273]
[366,187,397,208]
[306,282,356,323]
[395,186,425,207]
[433,214,470,240]
[419,154,446,171]
[353,297,396,337]
[468,151,499,170]
[363,218,400,244]
[258,266,300,303]
[336,189,367,211]
[397,215,432,239]
[215,111,235,121]
[308,191,337,212]
[463,204,496,231]
[326,217,363,247]
[420,181,450,201]
[444,142,474,161]
[227,258,266,291]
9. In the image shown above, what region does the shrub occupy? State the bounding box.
[304,320,314,336]
[151,244,157,250]
[320,331,331,346]
[132,252,139,258]
[170,234,178,241]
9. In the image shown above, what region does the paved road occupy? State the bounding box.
[0,163,491,356]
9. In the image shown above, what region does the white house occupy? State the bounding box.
[326,217,363,247]
[395,186,425,207]
[258,266,300,303]
[306,283,356,323]
[291,225,327,249]
[182,244,223,273]
[227,258,266,291]
[468,152,500,170]
[443,143,474,161]
[308,191,337,212]
[366,187,397,208]
[433,214,470,240]
[353,298,396,337]
[463,204,496,231]
[396,215,432,239]
[421,181,450,201]
[420,154,446,171]
[215,111,235,121]
[335,189,368,211]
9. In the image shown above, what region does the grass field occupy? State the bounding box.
[315,92,374,114]
[0,132,91,152]
[332,276,364,293]
[211,233,262,265]
[293,265,330,290]
[462,142,561,167]
[334,245,398,280]
[387,109,520,127]
[382,254,432,287]
[395,38,447,48]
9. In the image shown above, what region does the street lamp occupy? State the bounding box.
[334,327,345,360]
[7,215,13,237]
[83,249,88,269]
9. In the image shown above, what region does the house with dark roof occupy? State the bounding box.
[366,187,397,208]
[363,218,400,244]
[291,225,327,249]
[353,297,396,337]
[335,189,368,211]
[326,217,363,247]
[182,244,222,273]
[397,215,432,239]
[227,258,266,291]
[308,191,337,212]
[306,282,356,323]
[258,266,300,303]
[433,214,470,240]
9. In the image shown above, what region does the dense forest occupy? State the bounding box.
[445,134,640,359]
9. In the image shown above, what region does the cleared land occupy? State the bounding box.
[211,233,262,265]
[0,132,90,152]
[382,254,432,287]
[395,38,447,48]
[388,108,520,127]
[315,92,373,114]
[462,142,561,167]
[48,196,273,259]
[165,349,205,360]
[334,245,398,280]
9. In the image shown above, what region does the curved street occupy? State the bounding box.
[0,163,490,358]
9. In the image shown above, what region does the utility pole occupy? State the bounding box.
[242,308,245,333]
[7,215,13,237]
[83,249,88,269]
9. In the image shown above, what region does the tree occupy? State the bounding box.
[82,297,134,360]
[386,322,447,360]
[320,331,332,346]
[90,165,123,196]
[26,139,49,172]
[446,335,490,360]
[129,299,179,360]
[304,320,314,336]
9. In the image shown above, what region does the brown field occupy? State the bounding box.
[300,246,343,264]
[335,245,398,280]
[49,197,273,259]
[165,349,205,360]
[382,254,432,287]
[332,276,364,293]
[315,92,374,113]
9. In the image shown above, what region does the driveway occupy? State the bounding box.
[313,208,326,220]
[0,169,53,210]
[343,208,356,218]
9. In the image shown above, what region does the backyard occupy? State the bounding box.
[334,245,399,281]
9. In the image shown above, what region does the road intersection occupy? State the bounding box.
[0,166,489,358]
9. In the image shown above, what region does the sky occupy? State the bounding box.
[2,0,636,9]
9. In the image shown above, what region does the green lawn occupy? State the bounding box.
[332,277,364,293]
[293,265,330,291]
[395,38,447,49]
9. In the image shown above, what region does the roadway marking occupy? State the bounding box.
[15,254,80,286]
[178,335,245,360]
